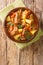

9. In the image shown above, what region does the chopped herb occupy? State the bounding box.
[31,22,35,29]
[7,22,14,26]
[17,36,21,41]
[24,30,32,40]
[17,24,23,29]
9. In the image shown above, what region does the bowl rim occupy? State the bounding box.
[4,7,39,43]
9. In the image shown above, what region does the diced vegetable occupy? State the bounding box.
[17,36,21,41]
[11,18,14,22]
[14,12,18,23]
[21,19,26,23]
[8,26,13,32]
[29,14,34,22]
[21,19,26,27]
[10,31,15,36]
[24,30,32,40]
[22,10,30,19]
[14,34,21,40]
[18,9,22,17]
[30,29,37,35]
[11,13,15,18]
[21,36,25,40]
[6,16,10,22]
[18,29,22,33]
[22,14,26,19]
[22,10,27,19]
[14,12,21,24]
[31,22,35,29]
[26,24,31,31]
[22,27,26,36]
[30,14,34,19]
[26,19,32,24]
[10,25,18,35]
[7,22,14,26]
[21,19,26,25]
[22,27,27,36]
[17,24,23,29]
[17,9,22,23]
[26,24,30,27]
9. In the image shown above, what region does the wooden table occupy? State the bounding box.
[0,0,43,65]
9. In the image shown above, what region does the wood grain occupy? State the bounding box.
[19,45,34,65]
[23,0,34,10]
[33,0,43,65]
[33,37,43,65]
[35,0,43,11]
[0,20,7,65]
[0,0,7,9]
[0,0,43,65]
[7,38,20,65]
[0,0,7,65]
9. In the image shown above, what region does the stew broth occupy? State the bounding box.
[4,7,39,43]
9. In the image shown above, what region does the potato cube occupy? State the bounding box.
[14,34,21,40]
[30,30,37,35]
[18,29,22,33]
[6,16,10,21]
[26,19,32,24]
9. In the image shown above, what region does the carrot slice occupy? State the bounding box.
[11,13,16,18]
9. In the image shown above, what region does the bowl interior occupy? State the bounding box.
[4,7,39,43]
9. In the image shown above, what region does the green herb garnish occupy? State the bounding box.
[7,22,14,26]
[17,24,23,29]
[25,30,32,40]
[17,36,21,41]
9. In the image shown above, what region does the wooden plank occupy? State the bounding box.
[19,0,34,65]
[0,0,7,65]
[6,0,11,6]
[33,37,43,65]
[6,0,20,65]
[6,0,15,5]
[23,0,34,10]
[34,0,43,11]
[0,20,7,65]
[0,0,7,9]
[7,38,20,65]
[33,0,43,65]
[19,45,34,65]
[10,0,15,3]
